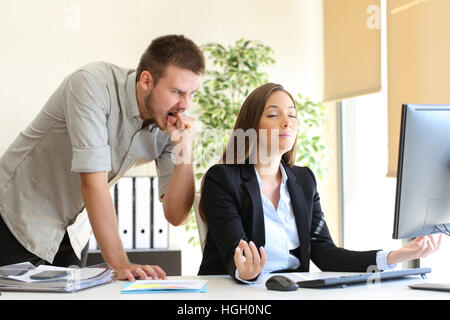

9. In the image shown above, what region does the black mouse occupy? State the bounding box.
[265,275,299,291]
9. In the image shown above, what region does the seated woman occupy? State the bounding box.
[197,83,441,283]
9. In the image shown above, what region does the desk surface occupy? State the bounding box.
[1,272,449,300]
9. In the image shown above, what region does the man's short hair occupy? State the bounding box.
[136,34,205,84]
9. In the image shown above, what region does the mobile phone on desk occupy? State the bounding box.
[30,270,69,280]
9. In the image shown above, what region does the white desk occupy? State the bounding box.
[1,272,448,300]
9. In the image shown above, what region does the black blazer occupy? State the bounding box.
[197,162,380,281]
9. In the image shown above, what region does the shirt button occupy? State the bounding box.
[127,155,132,160]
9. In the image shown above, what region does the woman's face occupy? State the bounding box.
[258,90,298,158]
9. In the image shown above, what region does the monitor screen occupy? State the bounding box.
[393,104,450,239]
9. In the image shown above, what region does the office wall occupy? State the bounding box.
[0,0,144,156]
[0,0,340,275]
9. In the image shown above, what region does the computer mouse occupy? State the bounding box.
[265,275,299,291]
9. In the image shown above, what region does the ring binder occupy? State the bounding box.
[88,176,169,253]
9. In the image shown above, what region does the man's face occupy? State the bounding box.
[144,64,201,131]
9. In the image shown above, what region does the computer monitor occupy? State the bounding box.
[393,104,450,239]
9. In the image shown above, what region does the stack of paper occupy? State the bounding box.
[0,262,115,293]
[121,279,208,294]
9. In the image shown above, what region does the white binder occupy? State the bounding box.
[117,177,133,249]
[134,177,151,248]
[152,177,169,248]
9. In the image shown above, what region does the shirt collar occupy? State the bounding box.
[254,163,288,188]
[125,70,142,120]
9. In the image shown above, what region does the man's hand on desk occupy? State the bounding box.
[387,234,442,265]
[80,171,167,282]
[114,262,167,282]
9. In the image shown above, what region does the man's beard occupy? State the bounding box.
[144,92,164,130]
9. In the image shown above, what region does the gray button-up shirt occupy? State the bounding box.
[0,62,174,263]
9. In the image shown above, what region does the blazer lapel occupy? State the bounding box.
[283,163,311,270]
[240,164,266,248]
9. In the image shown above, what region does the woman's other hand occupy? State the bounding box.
[234,240,266,280]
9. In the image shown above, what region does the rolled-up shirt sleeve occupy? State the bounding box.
[63,70,112,173]
[376,250,397,271]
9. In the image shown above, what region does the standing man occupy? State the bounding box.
[0,35,205,281]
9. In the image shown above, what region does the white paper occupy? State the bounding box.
[6,265,109,283]
[7,265,71,283]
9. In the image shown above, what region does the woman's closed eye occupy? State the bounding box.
[267,114,297,118]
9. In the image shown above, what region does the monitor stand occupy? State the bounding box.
[409,229,449,293]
